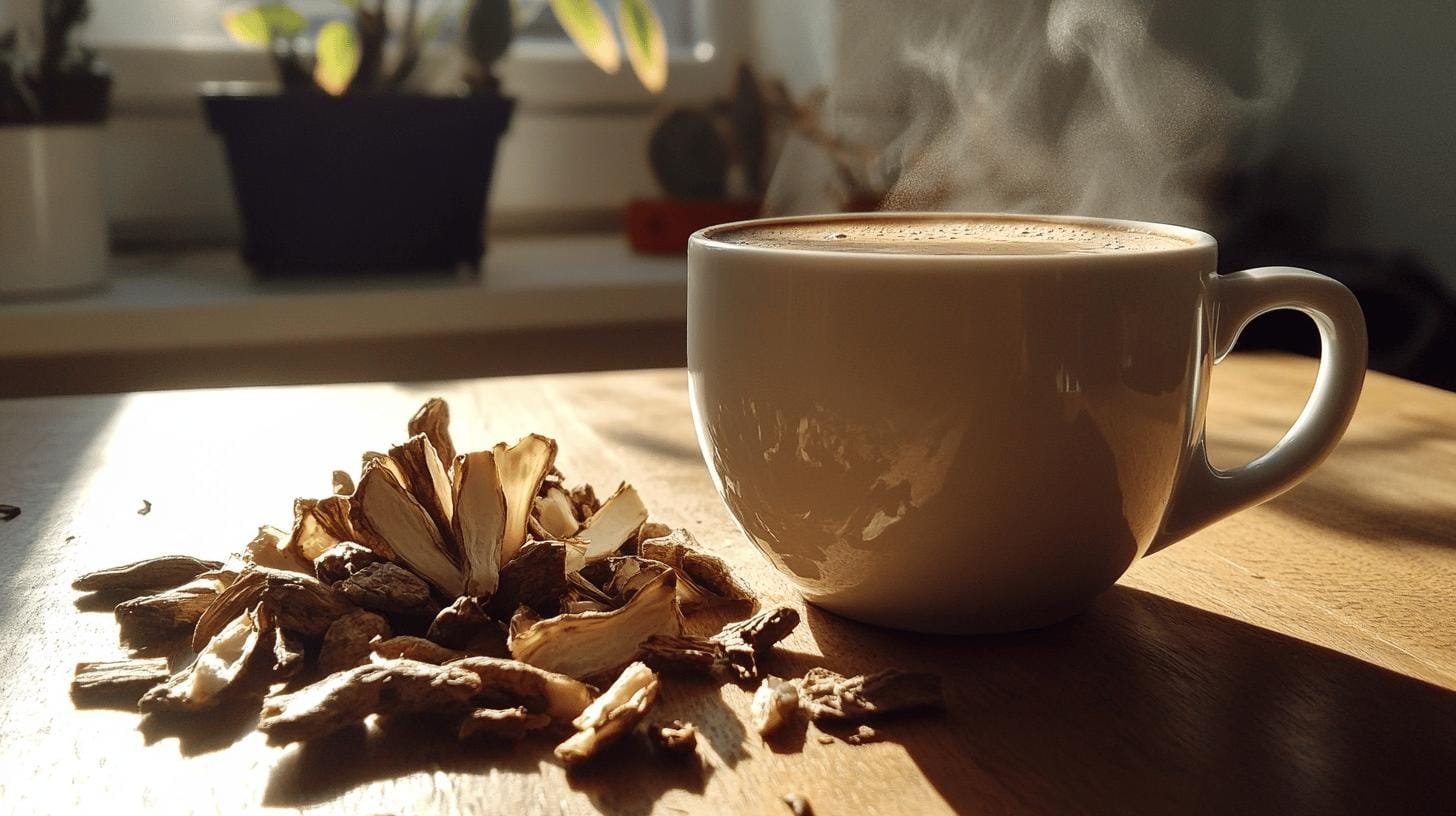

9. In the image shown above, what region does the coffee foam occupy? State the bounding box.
[711,217,1191,256]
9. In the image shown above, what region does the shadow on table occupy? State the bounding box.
[1207,414,1456,548]
[803,586,1456,816]
[261,713,710,813]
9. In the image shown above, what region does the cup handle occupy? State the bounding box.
[1148,267,1368,554]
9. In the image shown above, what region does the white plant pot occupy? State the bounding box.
[0,125,109,298]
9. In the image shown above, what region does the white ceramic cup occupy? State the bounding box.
[688,213,1367,634]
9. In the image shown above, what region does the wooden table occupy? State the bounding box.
[1,353,1452,815]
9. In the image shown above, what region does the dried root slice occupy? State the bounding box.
[332,470,355,496]
[427,595,498,651]
[71,658,171,705]
[638,528,753,611]
[509,570,682,681]
[568,483,601,519]
[486,539,568,620]
[453,450,507,597]
[448,656,595,721]
[407,397,457,465]
[72,555,223,596]
[645,719,698,757]
[318,609,392,676]
[532,486,580,539]
[555,661,659,766]
[390,434,457,560]
[494,434,558,567]
[797,668,943,722]
[335,561,437,617]
[352,461,464,597]
[287,496,356,563]
[457,706,551,742]
[567,483,648,572]
[636,521,672,545]
[751,678,800,737]
[192,566,355,652]
[114,577,222,649]
[313,541,383,585]
[370,635,472,665]
[258,659,482,745]
[639,606,799,682]
[140,611,267,713]
[243,525,314,574]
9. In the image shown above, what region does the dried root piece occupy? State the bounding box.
[335,562,437,617]
[352,461,464,597]
[638,529,753,611]
[555,661,659,766]
[407,397,456,465]
[318,609,392,675]
[797,668,943,722]
[243,525,314,574]
[645,719,698,757]
[567,483,648,571]
[712,606,800,681]
[532,486,580,539]
[140,610,268,713]
[752,677,801,737]
[72,556,223,596]
[370,635,472,665]
[427,595,498,651]
[509,570,682,681]
[449,656,595,721]
[332,470,355,496]
[287,496,356,563]
[486,539,567,620]
[638,606,799,682]
[258,659,482,745]
[494,434,558,567]
[458,706,551,742]
[71,658,171,705]
[390,434,457,559]
[567,483,600,519]
[603,557,671,602]
[313,541,383,585]
[453,450,507,597]
[192,566,356,652]
[636,521,672,545]
[114,577,222,649]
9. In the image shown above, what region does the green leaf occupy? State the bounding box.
[314,20,360,95]
[617,0,666,93]
[549,0,620,74]
[222,4,307,47]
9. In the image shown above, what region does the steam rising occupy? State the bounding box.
[765,0,1299,228]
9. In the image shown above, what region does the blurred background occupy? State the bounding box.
[1,0,1452,397]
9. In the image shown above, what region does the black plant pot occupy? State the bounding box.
[204,91,514,276]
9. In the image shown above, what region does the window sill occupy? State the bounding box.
[0,233,685,360]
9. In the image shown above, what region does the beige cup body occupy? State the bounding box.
[689,214,1219,633]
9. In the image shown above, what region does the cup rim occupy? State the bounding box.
[690,211,1217,263]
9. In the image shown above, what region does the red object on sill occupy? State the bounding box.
[625,198,762,255]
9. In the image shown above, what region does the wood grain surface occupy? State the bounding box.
[0,353,1452,815]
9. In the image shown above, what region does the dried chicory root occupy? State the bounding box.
[70,397,943,778]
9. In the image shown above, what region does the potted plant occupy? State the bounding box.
[0,0,111,297]
[207,0,667,276]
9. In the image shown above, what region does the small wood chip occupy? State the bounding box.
[751,677,800,737]
[317,609,392,676]
[457,706,551,742]
[554,662,659,766]
[783,792,814,816]
[137,499,152,516]
[72,555,223,595]
[259,659,481,745]
[846,724,879,745]
[645,719,698,756]
[71,659,171,704]
[798,668,944,722]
